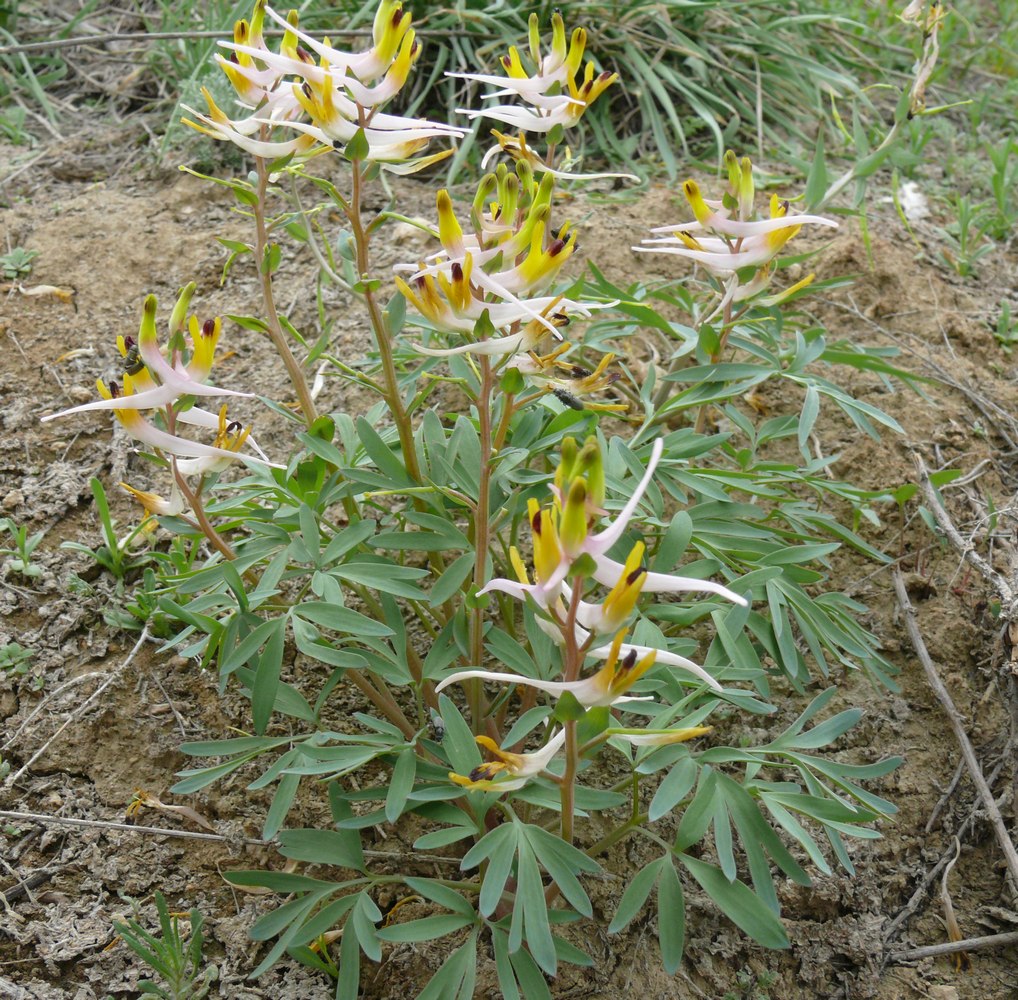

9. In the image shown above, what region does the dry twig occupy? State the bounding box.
[912,453,1013,605]
[0,810,461,864]
[888,929,1018,964]
[892,570,1018,890]
[3,629,149,790]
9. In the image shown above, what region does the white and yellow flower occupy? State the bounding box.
[634,152,837,307]
[448,729,567,792]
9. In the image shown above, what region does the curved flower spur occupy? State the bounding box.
[182,0,462,172]
[42,286,279,515]
[437,436,748,704]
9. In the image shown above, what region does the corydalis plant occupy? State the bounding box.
[42,4,905,996]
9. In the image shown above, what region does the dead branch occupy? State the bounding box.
[887,929,1018,963]
[0,810,460,864]
[892,570,1018,891]
[912,452,1013,605]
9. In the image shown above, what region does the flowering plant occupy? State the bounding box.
[39,2,947,994]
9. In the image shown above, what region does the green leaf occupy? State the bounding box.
[678,853,790,949]
[507,937,552,1000]
[462,822,517,917]
[501,367,525,394]
[356,417,413,486]
[261,242,282,275]
[657,857,686,973]
[438,695,482,778]
[221,617,284,677]
[413,827,474,849]
[344,127,370,161]
[277,828,365,872]
[263,771,299,839]
[649,755,697,822]
[322,520,375,564]
[516,834,556,975]
[377,914,475,944]
[293,602,393,636]
[609,857,662,933]
[430,551,475,606]
[552,690,586,723]
[797,385,820,457]
[333,560,428,599]
[804,131,828,209]
[252,618,285,735]
[385,748,417,823]
[337,905,361,1000]
[526,824,600,917]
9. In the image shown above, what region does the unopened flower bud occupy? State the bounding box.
[559,478,588,557]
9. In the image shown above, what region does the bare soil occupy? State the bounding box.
[3,125,1018,999]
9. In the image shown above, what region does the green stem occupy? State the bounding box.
[559,583,585,844]
[347,159,421,484]
[586,813,647,858]
[467,357,495,733]
[693,295,734,435]
[253,151,318,427]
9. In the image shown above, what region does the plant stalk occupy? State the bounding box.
[253,149,318,426]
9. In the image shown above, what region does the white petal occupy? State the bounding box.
[591,556,747,605]
[587,438,664,555]
[588,642,723,692]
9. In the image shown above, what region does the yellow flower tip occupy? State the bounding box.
[600,542,648,630]
[529,499,563,584]
[682,179,714,227]
[673,725,713,742]
[474,735,501,755]
[120,482,177,517]
[559,478,589,555]
[509,547,530,586]
[607,627,628,663]
[436,189,463,251]
[565,27,587,77]
[627,725,713,746]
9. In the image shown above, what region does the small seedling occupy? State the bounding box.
[114,892,217,1000]
[994,300,1018,353]
[0,246,39,280]
[0,642,40,690]
[937,194,994,277]
[0,642,34,672]
[61,478,155,581]
[0,517,46,578]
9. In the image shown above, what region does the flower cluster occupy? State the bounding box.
[478,437,746,639]
[635,151,837,309]
[450,11,630,182]
[182,0,461,172]
[42,286,277,515]
[454,12,617,139]
[395,164,624,409]
[437,436,747,790]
